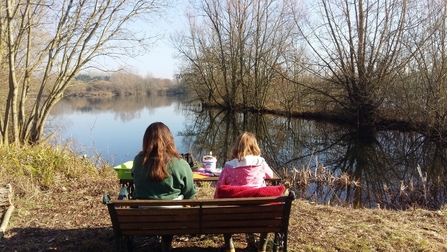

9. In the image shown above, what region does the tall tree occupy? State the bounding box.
[397,0,447,140]
[293,0,412,124]
[175,0,297,110]
[0,0,168,145]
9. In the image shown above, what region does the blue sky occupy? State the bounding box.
[129,41,178,79]
[126,2,186,79]
[93,2,186,79]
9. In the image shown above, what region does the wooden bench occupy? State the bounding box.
[102,191,295,252]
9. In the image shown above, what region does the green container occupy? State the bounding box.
[113,161,133,180]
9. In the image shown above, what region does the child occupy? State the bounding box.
[214,132,273,252]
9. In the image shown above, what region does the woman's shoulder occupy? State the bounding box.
[132,154,144,166]
[170,156,187,163]
[169,157,190,169]
[169,157,193,179]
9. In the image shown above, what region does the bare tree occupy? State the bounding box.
[395,0,447,140]
[1,0,168,145]
[175,0,298,110]
[109,69,146,95]
[293,0,414,124]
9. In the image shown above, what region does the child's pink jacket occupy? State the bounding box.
[214,155,274,198]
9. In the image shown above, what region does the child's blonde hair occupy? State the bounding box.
[230,132,261,161]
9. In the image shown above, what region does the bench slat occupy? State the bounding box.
[201,204,285,214]
[202,212,282,221]
[201,219,283,228]
[202,227,282,234]
[117,218,283,230]
[119,221,200,230]
[114,207,199,216]
[116,214,201,223]
[110,197,287,207]
[120,227,283,236]
[121,228,202,236]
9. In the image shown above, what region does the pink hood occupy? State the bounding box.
[214,155,274,198]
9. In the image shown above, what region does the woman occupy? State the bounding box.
[131,122,196,252]
[214,132,274,252]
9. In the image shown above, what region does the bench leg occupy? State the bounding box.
[115,235,133,252]
[124,235,134,252]
[283,232,288,252]
[114,236,120,252]
[162,235,173,252]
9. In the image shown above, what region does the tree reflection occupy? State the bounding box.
[181,108,447,209]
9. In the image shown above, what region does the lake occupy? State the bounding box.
[47,95,447,209]
[47,95,194,166]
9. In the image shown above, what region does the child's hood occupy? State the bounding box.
[225,155,266,168]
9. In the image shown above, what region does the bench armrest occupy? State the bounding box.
[287,190,296,200]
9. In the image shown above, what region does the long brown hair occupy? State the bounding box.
[139,122,181,181]
[229,132,261,161]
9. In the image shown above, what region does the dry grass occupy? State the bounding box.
[1,145,447,251]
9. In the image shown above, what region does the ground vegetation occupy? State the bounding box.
[0,144,446,251]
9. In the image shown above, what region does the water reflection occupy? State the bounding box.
[181,108,447,209]
[47,95,193,165]
[49,96,447,209]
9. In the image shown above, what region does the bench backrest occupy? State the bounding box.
[103,192,295,237]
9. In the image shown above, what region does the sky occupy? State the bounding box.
[92,2,186,79]
[121,3,186,80]
[127,41,178,79]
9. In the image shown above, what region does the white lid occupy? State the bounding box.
[203,155,216,161]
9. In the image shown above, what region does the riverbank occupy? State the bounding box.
[0,145,446,251]
[67,88,418,134]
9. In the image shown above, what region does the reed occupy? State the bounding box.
[280,161,444,210]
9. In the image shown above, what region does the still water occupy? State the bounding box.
[47,95,193,165]
[47,95,447,209]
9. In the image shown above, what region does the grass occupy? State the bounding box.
[1,144,447,251]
